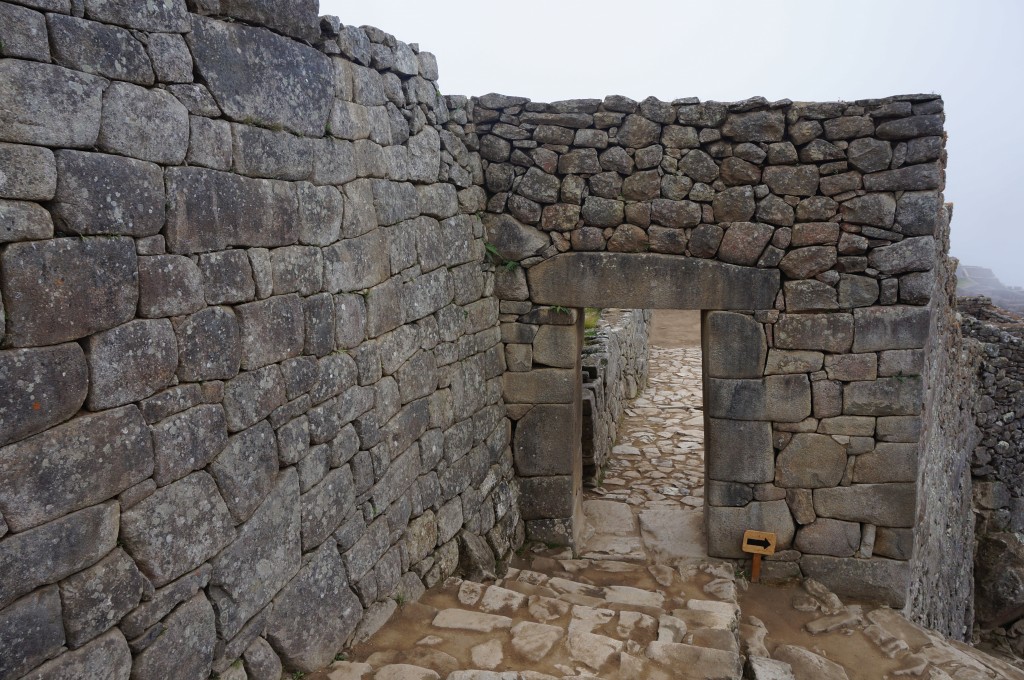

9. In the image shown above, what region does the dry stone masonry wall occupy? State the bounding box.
[475,91,961,621]
[0,3,520,679]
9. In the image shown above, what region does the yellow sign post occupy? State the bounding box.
[741,530,777,583]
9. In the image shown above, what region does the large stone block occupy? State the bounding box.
[706,419,773,484]
[0,343,88,447]
[852,443,918,483]
[216,0,319,42]
[165,167,298,253]
[174,306,242,381]
[707,500,795,559]
[718,222,775,266]
[896,191,942,236]
[1,237,138,347]
[121,472,235,586]
[813,483,916,527]
[21,628,132,680]
[867,236,936,275]
[862,162,942,192]
[0,199,53,243]
[324,231,391,292]
[223,365,287,431]
[298,183,344,246]
[775,433,847,488]
[0,587,65,680]
[974,532,1024,628]
[48,14,153,84]
[532,323,578,369]
[704,311,766,379]
[83,0,190,31]
[0,60,106,148]
[794,518,861,557]
[266,541,363,672]
[483,213,549,261]
[0,407,150,531]
[151,404,227,486]
[528,253,779,310]
[852,305,930,352]
[0,502,118,610]
[138,255,205,319]
[722,110,785,142]
[209,421,279,524]
[86,320,177,410]
[514,404,577,477]
[503,369,576,404]
[0,3,49,63]
[131,593,217,680]
[300,465,355,551]
[210,470,300,641]
[236,294,304,370]
[843,377,923,416]
[800,555,909,607]
[198,250,256,305]
[706,378,765,421]
[188,15,332,137]
[58,548,145,648]
[0,143,56,201]
[763,166,819,196]
[98,81,189,164]
[774,313,853,353]
[51,150,165,237]
[232,123,313,181]
[518,476,574,521]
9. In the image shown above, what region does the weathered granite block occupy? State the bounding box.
[210,470,300,641]
[58,548,145,648]
[51,150,165,237]
[0,587,65,680]
[0,343,87,447]
[22,629,132,680]
[876,415,921,442]
[0,406,150,531]
[0,502,118,610]
[0,2,50,62]
[209,421,278,524]
[165,167,298,253]
[215,0,319,42]
[862,162,942,192]
[232,123,313,181]
[0,199,53,243]
[764,349,824,374]
[518,476,574,521]
[794,518,861,557]
[513,404,576,477]
[0,143,55,201]
[266,541,363,672]
[853,443,918,483]
[774,313,853,353]
[324,231,391,293]
[131,593,217,680]
[236,294,305,370]
[198,250,256,305]
[84,321,174,411]
[844,376,923,416]
[302,293,336,358]
[297,184,344,248]
[98,81,188,164]
[311,137,357,186]
[0,60,105,147]
[775,433,847,488]
[800,555,909,607]
[189,15,332,136]
[874,527,914,561]
[852,305,931,352]
[1,237,138,347]
[186,116,232,170]
[813,483,916,527]
[48,14,153,84]
[223,365,287,432]
[147,32,193,83]
[784,280,838,311]
[82,0,189,31]
[704,312,767,379]
[707,500,795,559]
[503,368,576,404]
[138,255,205,318]
[151,404,227,486]
[706,418,773,483]
[722,110,785,142]
[174,306,242,381]
[121,472,235,586]
[896,191,942,236]
[301,466,355,551]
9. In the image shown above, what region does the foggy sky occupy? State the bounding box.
[319,0,1024,288]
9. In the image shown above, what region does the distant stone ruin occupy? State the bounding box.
[0,0,1007,677]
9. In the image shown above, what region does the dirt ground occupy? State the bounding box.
[649,309,701,348]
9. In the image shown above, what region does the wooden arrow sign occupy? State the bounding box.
[741,529,777,584]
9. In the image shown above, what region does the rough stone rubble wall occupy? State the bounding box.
[475,91,962,613]
[0,3,520,679]
[581,309,651,482]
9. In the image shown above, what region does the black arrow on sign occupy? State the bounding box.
[746,537,772,549]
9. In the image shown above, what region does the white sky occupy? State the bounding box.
[320,0,1024,287]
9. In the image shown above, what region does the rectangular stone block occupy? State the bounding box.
[0,59,106,148]
[235,294,305,371]
[232,123,314,181]
[186,115,232,170]
[852,306,931,352]
[198,250,256,305]
[764,374,812,423]
[824,353,877,381]
[83,0,190,31]
[503,368,576,404]
[853,443,918,483]
[49,13,153,84]
[774,313,854,353]
[324,231,390,293]
[223,364,287,432]
[0,199,53,243]
[519,475,575,521]
[1,236,138,347]
[707,500,795,559]
[706,418,774,483]
[704,311,767,379]
[0,3,50,62]
[706,378,765,420]
[0,343,88,447]
[120,472,235,587]
[0,587,65,680]
[513,404,578,477]
[0,143,55,200]
[844,377,923,416]
[813,483,916,527]
[877,416,921,443]
[152,404,228,486]
[403,268,454,323]
[800,555,909,607]
[0,406,151,531]
[0,502,118,610]
[98,81,189,164]
[173,306,242,382]
[818,416,875,436]
[85,319,177,410]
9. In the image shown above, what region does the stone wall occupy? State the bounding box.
[581,309,652,483]
[0,4,520,679]
[476,91,956,611]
